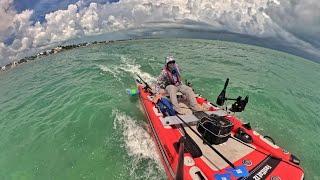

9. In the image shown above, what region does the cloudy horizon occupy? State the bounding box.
[1,0,319,66]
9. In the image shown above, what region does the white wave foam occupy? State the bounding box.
[112,109,160,161]
[98,56,156,83]
[118,56,156,83]
[112,109,164,178]
[98,64,121,81]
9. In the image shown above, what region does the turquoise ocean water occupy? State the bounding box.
[0,39,319,179]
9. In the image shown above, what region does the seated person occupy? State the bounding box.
[154,56,202,114]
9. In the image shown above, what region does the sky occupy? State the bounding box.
[0,0,319,66]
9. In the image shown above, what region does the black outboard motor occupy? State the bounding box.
[216,78,249,113]
[216,78,229,106]
[230,96,249,112]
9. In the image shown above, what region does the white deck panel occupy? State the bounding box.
[185,125,255,170]
[161,115,199,126]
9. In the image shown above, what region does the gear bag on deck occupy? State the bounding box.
[157,98,176,116]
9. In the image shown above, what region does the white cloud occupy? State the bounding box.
[43,4,82,41]
[0,0,319,66]
[80,3,100,34]
[0,0,15,36]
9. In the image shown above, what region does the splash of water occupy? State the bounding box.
[98,55,156,83]
[112,109,164,179]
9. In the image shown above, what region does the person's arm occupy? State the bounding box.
[174,64,183,85]
[153,71,167,103]
[155,71,167,94]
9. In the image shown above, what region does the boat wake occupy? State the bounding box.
[98,55,156,83]
[112,109,165,179]
[99,56,165,178]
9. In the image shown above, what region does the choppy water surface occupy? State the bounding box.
[0,39,319,179]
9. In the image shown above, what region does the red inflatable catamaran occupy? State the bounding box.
[136,76,304,180]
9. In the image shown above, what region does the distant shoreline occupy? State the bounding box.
[0,38,139,73]
[2,31,319,73]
